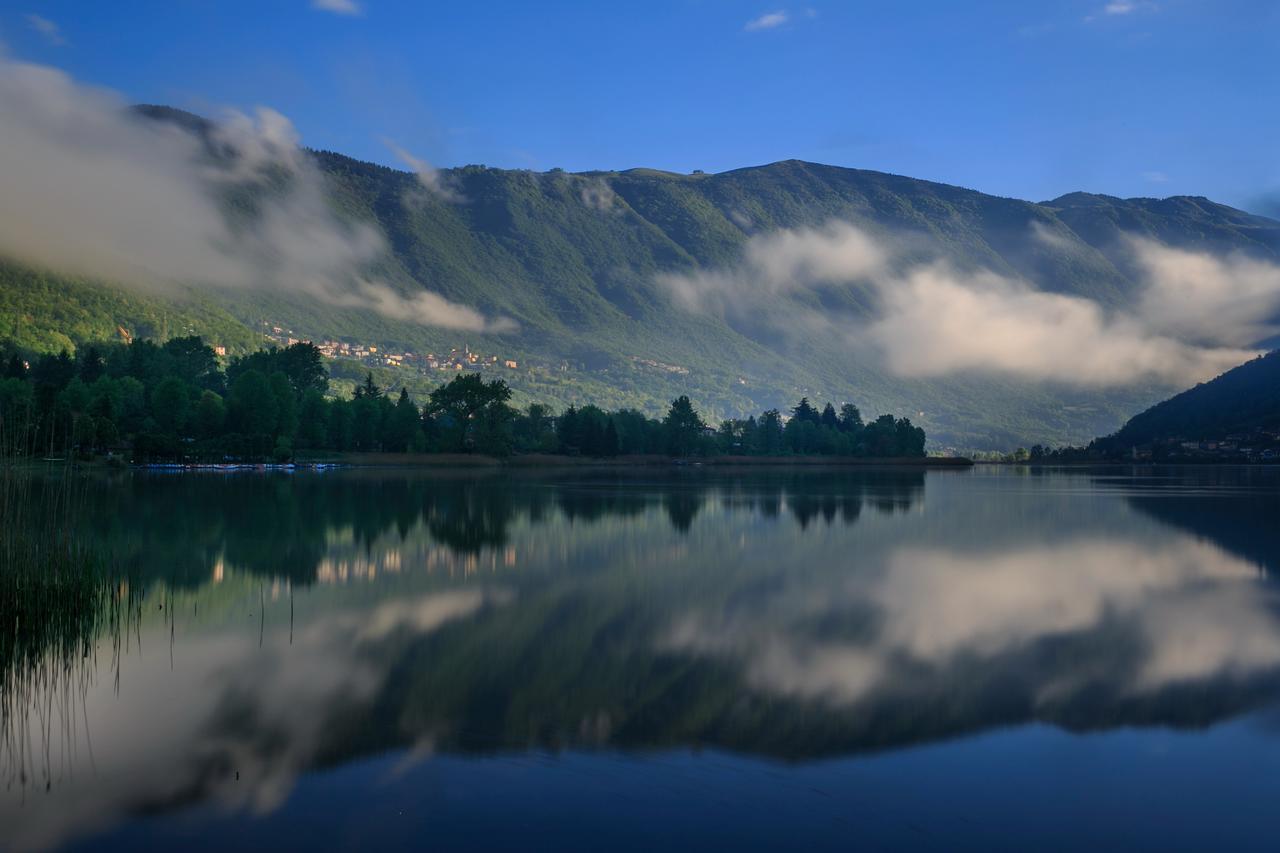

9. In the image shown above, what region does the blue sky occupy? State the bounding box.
[3,0,1277,209]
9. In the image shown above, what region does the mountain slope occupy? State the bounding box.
[306,155,1280,446]
[5,116,1280,448]
[1102,350,1280,448]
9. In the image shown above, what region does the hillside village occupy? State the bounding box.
[260,321,520,377]
[1127,431,1280,463]
[254,320,734,392]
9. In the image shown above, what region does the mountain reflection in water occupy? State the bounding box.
[3,466,1280,851]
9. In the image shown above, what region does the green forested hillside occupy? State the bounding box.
[5,119,1280,448]
[0,261,257,356]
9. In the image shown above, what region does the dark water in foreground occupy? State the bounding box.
[4,465,1280,851]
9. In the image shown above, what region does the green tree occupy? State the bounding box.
[193,390,226,439]
[663,395,706,457]
[862,414,899,457]
[609,408,657,455]
[427,374,513,452]
[473,399,517,456]
[557,406,581,454]
[4,353,27,381]
[78,344,106,384]
[163,336,222,391]
[741,415,760,454]
[328,399,354,450]
[278,342,328,396]
[895,417,926,457]
[297,390,330,449]
[784,416,818,455]
[582,414,604,457]
[514,403,556,452]
[32,350,76,413]
[115,377,147,433]
[150,377,190,436]
[56,378,94,451]
[229,369,278,438]
[0,378,36,454]
[228,343,326,397]
[351,395,383,450]
[354,372,383,401]
[758,409,784,455]
[602,419,620,457]
[791,397,819,425]
[270,371,299,440]
[716,420,740,454]
[93,415,119,450]
[838,403,863,433]
[88,377,121,422]
[386,388,423,452]
[57,377,91,416]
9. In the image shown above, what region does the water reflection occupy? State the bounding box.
[1107,466,1280,577]
[4,466,1280,850]
[49,469,924,587]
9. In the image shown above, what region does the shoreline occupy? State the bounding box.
[292,452,975,469]
[972,459,1280,468]
[25,456,1280,473]
[17,453,975,471]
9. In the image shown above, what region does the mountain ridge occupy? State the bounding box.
[5,107,1280,450]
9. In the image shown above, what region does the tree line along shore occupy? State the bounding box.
[0,337,934,463]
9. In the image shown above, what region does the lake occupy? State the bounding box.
[4,465,1280,851]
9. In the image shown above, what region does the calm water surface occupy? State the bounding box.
[4,465,1280,851]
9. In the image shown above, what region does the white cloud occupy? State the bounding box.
[863,262,1255,386]
[659,220,884,314]
[0,58,511,332]
[744,10,789,31]
[1085,0,1155,22]
[338,279,518,333]
[1142,170,1169,183]
[1132,238,1280,348]
[311,0,363,15]
[384,139,465,203]
[25,13,66,45]
[659,220,1274,387]
[579,177,617,213]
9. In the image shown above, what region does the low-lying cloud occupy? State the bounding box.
[578,177,618,213]
[867,262,1256,385]
[1132,239,1280,347]
[0,57,510,333]
[385,139,465,204]
[662,220,885,313]
[659,219,1278,387]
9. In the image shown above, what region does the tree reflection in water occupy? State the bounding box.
[7,466,1280,851]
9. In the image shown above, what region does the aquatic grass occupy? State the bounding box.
[0,456,139,795]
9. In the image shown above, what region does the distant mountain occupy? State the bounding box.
[5,108,1280,448]
[1100,349,1280,451]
